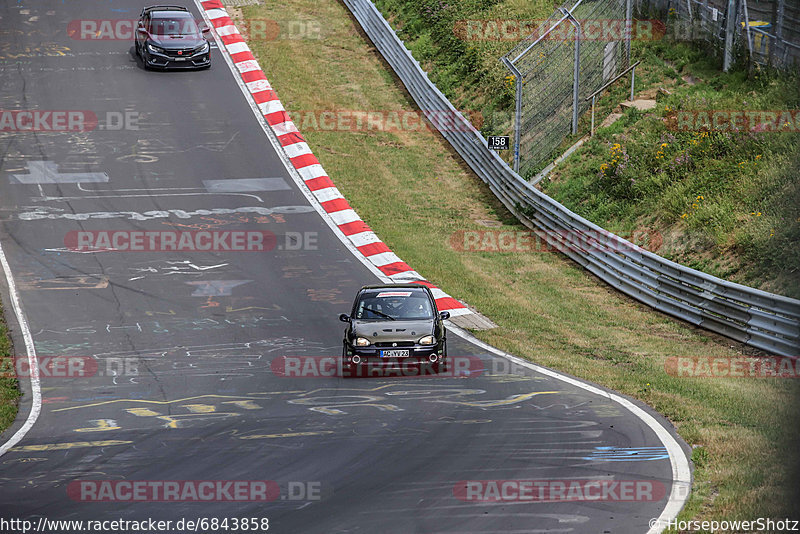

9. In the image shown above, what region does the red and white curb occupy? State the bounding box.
[199,0,470,318]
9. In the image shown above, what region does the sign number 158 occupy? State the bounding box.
[487,136,509,150]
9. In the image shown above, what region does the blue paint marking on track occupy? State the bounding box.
[583,446,670,461]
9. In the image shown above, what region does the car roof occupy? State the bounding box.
[360,284,431,291]
[357,284,434,299]
[151,11,193,18]
[142,5,190,16]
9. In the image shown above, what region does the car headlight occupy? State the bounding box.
[195,41,210,54]
[147,44,164,54]
[354,337,370,347]
[419,335,436,345]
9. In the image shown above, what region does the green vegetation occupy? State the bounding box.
[374,0,554,131]
[239,0,799,525]
[543,42,800,297]
[0,301,20,432]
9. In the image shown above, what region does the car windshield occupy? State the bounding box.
[150,16,199,36]
[355,290,434,321]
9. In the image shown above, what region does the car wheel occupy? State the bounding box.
[342,343,353,378]
[134,41,140,57]
[434,340,448,374]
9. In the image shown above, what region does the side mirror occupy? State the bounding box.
[339,314,351,323]
[200,24,211,33]
[439,311,450,320]
[137,27,147,35]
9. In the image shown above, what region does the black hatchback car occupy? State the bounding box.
[135,6,211,70]
[339,284,450,374]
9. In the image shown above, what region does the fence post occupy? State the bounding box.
[741,0,753,65]
[625,0,633,68]
[723,0,738,71]
[501,56,523,173]
[773,0,785,67]
[560,8,582,135]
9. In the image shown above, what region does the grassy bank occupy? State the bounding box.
[0,301,20,433]
[235,0,799,524]
[542,42,800,298]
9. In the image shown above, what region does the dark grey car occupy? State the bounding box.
[134,6,211,70]
[339,284,450,375]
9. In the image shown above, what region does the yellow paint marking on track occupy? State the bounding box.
[52,394,265,412]
[155,413,240,429]
[445,391,559,407]
[223,400,261,410]
[74,419,120,432]
[12,440,132,452]
[181,404,216,413]
[126,407,161,417]
[240,431,334,440]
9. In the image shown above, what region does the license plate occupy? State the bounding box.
[175,57,186,61]
[380,349,409,358]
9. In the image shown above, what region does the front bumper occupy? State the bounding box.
[344,342,445,366]
[145,49,210,69]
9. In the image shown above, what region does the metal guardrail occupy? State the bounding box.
[341,0,800,358]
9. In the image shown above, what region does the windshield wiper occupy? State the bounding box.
[366,309,395,321]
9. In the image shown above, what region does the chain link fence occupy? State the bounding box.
[502,0,631,179]
[501,0,798,180]
[636,0,800,70]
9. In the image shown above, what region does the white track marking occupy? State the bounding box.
[0,241,41,457]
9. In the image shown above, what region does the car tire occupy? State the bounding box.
[342,343,354,378]
[434,340,448,374]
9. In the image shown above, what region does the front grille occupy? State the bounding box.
[375,341,415,348]
[164,48,196,57]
